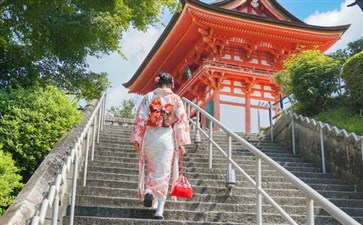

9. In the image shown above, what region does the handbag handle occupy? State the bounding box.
[179,152,185,175]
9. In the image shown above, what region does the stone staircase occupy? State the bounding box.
[63,124,363,224]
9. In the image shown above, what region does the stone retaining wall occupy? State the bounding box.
[273,113,363,187]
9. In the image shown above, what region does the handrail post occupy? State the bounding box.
[226,135,236,192]
[51,194,60,225]
[69,146,79,225]
[91,116,97,161]
[291,114,296,155]
[279,93,283,110]
[257,102,261,134]
[227,135,232,171]
[195,111,201,146]
[97,105,102,143]
[268,102,273,141]
[320,128,326,174]
[208,120,213,169]
[256,157,262,225]
[306,198,314,225]
[83,129,91,186]
[101,93,106,131]
[187,104,190,119]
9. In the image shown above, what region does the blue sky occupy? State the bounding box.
[276,0,346,18]
[87,0,362,124]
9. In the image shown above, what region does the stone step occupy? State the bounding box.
[98,137,275,147]
[88,159,323,174]
[330,198,363,208]
[79,178,296,192]
[80,178,363,201]
[75,195,363,217]
[85,170,341,185]
[71,124,363,225]
[77,184,363,203]
[77,186,308,205]
[85,164,336,181]
[91,153,311,169]
[64,215,289,225]
[79,180,307,198]
[67,205,358,224]
[103,132,263,141]
[91,154,319,168]
[92,150,321,164]
[80,177,356,194]
[80,174,363,209]
[83,172,349,190]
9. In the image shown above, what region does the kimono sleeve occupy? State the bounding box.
[173,96,191,146]
[130,96,149,144]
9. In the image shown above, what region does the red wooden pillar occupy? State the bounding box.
[213,89,221,131]
[245,91,251,133]
[201,104,207,129]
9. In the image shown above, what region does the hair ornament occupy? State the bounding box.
[155,76,160,83]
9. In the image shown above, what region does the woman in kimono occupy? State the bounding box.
[130,72,191,219]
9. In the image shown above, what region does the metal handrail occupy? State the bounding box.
[30,92,106,225]
[258,95,363,174]
[286,111,363,174]
[257,95,295,140]
[183,97,360,225]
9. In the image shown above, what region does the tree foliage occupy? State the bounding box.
[0,0,179,99]
[272,70,292,95]
[107,99,136,119]
[341,51,363,112]
[0,86,82,180]
[0,146,23,216]
[328,37,363,63]
[274,49,340,115]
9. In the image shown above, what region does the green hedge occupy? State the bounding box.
[0,146,23,216]
[0,86,82,181]
[341,51,363,111]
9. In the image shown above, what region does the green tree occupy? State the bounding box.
[272,70,292,95]
[0,86,82,181]
[107,99,136,119]
[341,51,363,112]
[328,37,363,63]
[0,0,179,99]
[0,146,23,216]
[275,49,340,115]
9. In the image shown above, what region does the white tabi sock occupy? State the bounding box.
[155,198,166,217]
[145,188,152,195]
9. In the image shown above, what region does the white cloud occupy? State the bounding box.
[304,0,363,52]
[87,26,162,109]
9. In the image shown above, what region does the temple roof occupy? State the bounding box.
[123,0,349,93]
[210,0,304,23]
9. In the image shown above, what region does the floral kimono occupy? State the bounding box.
[130,87,191,202]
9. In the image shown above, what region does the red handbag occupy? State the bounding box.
[170,153,193,199]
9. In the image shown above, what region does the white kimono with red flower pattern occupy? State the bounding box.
[130,88,191,202]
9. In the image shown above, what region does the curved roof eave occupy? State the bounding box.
[122,12,182,89]
[123,0,350,89]
[190,0,350,31]
[210,0,304,23]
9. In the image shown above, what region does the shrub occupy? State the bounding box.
[0,86,82,181]
[272,70,292,95]
[0,146,23,216]
[341,51,363,112]
[284,49,340,115]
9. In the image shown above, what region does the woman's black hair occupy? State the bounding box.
[156,72,174,88]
